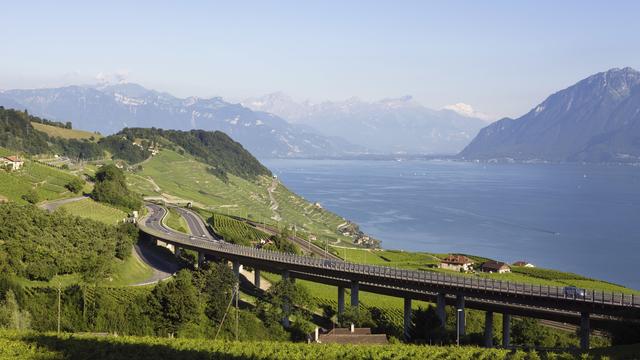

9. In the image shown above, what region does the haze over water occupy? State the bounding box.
[264,159,640,290]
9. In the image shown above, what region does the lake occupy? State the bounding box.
[263,159,640,290]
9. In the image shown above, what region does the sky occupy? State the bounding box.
[1,0,639,119]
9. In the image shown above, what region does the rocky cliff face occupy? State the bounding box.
[460,67,640,163]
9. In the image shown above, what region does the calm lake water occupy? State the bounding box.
[263,159,640,290]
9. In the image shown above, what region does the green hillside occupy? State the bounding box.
[31,121,102,141]
[127,149,351,245]
[0,153,80,204]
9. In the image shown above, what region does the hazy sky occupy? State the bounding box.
[1,0,639,119]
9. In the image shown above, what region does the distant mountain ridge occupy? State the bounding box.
[243,93,488,155]
[460,67,640,163]
[0,84,363,159]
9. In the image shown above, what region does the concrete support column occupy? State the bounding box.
[436,293,447,330]
[232,261,240,278]
[456,294,466,337]
[502,313,510,348]
[484,311,494,348]
[196,252,205,268]
[350,281,359,308]
[282,269,290,327]
[254,269,261,289]
[175,247,182,257]
[337,287,345,315]
[580,312,590,351]
[403,297,412,342]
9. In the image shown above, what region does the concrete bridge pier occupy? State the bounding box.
[197,252,205,268]
[580,312,590,351]
[254,268,261,289]
[502,313,510,348]
[282,270,291,327]
[484,311,494,347]
[436,293,446,330]
[175,247,182,257]
[350,281,359,308]
[232,261,241,278]
[403,297,412,342]
[337,287,345,315]
[456,294,466,338]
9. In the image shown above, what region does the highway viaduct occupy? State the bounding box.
[140,203,640,350]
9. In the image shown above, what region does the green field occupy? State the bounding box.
[0,158,78,204]
[106,251,155,286]
[0,330,582,360]
[163,207,190,234]
[59,198,128,225]
[31,122,102,141]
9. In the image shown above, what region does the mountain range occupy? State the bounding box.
[460,67,640,163]
[0,84,362,159]
[243,94,489,154]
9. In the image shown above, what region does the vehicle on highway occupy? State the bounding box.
[564,286,586,298]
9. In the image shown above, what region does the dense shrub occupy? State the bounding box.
[91,164,141,211]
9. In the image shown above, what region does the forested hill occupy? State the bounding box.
[116,128,272,180]
[0,107,270,181]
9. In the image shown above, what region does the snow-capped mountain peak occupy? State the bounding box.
[443,103,491,121]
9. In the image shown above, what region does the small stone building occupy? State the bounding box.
[439,255,473,272]
[0,156,24,171]
[480,260,511,274]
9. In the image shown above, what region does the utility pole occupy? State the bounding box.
[57,280,62,333]
[235,283,239,341]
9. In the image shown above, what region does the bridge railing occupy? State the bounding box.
[140,218,640,308]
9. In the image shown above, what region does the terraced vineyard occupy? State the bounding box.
[1,330,594,360]
[211,213,269,246]
[126,149,352,246]
[0,159,77,203]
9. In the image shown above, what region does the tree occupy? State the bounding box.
[147,270,201,337]
[258,279,314,328]
[511,317,554,348]
[339,306,375,328]
[65,177,85,193]
[91,164,141,210]
[21,189,39,204]
[409,305,445,344]
[0,290,31,330]
[192,262,236,323]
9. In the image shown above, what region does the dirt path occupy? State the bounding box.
[39,195,88,212]
[267,177,282,222]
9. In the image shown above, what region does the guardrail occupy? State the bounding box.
[140,218,640,310]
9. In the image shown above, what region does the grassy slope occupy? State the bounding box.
[59,198,128,225]
[31,122,102,140]
[164,207,191,234]
[127,149,350,244]
[107,251,155,286]
[0,155,78,204]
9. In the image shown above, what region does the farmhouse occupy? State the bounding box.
[0,155,24,171]
[439,254,473,272]
[480,261,511,274]
[513,261,535,268]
